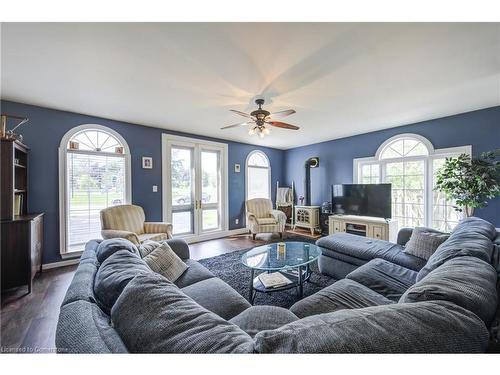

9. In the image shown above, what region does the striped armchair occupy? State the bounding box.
[246,198,287,240]
[100,204,172,245]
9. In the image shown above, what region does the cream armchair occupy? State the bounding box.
[100,204,172,245]
[246,198,287,240]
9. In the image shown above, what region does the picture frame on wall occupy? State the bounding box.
[142,157,153,169]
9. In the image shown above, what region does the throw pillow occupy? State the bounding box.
[403,227,449,260]
[138,239,160,258]
[143,243,188,282]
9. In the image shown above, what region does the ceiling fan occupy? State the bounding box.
[221,98,299,138]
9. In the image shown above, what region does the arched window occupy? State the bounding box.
[246,150,271,200]
[354,134,470,231]
[59,125,131,255]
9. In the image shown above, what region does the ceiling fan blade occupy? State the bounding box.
[220,121,252,130]
[268,109,296,118]
[230,109,253,119]
[267,121,300,130]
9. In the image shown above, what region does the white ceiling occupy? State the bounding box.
[1,23,499,149]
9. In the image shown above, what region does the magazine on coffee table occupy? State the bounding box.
[258,272,293,288]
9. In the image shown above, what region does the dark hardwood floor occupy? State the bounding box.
[0,232,286,353]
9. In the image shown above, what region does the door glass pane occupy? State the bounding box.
[172,211,192,235]
[171,147,194,235]
[201,150,219,204]
[67,152,125,252]
[202,209,219,231]
[171,148,193,206]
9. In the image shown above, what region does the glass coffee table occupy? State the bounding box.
[241,241,323,304]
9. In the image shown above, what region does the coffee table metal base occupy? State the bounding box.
[248,265,312,305]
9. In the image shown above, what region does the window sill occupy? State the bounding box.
[60,250,83,260]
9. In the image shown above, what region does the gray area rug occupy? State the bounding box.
[198,236,335,308]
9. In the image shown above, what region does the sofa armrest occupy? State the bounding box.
[246,212,257,223]
[397,227,414,246]
[162,238,190,260]
[101,229,140,245]
[144,222,173,238]
[271,210,287,224]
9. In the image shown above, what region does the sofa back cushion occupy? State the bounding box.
[111,273,254,353]
[96,238,140,263]
[400,256,498,325]
[94,250,151,314]
[416,217,495,282]
[254,301,489,353]
[100,204,145,234]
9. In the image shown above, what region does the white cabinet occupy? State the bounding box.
[294,206,320,235]
[328,215,398,242]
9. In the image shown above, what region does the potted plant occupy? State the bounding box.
[434,149,500,217]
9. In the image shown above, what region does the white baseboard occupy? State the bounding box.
[181,227,249,244]
[42,258,80,271]
[228,228,250,236]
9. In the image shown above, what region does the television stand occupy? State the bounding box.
[328,214,398,242]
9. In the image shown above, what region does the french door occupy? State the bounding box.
[163,135,228,240]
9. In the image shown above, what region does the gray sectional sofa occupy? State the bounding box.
[56,217,500,353]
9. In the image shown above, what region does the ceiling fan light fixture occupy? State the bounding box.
[223,98,299,137]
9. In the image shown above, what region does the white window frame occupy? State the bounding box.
[58,124,132,258]
[353,133,471,229]
[161,134,229,243]
[245,150,272,201]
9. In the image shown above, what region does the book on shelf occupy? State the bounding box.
[14,194,23,215]
[258,272,293,289]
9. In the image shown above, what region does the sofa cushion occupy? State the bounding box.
[229,306,298,337]
[143,243,188,282]
[256,217,277,225]
[400,256,498,325]
[181,277,251,320]
[93,250,151,314]
[417,217,495,282]
[254,301,489,353]
[403,227,449,260]
[346,259,418,301]
[137,233,169,243]
[290,279,393,318]
[111,273,254,353]
[317,233,426,271]
[174,259,215,288]
[452,216,498,240]
[56,300,128,353]
[96,238,140,263]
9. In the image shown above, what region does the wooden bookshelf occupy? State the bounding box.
[1,139,44,293]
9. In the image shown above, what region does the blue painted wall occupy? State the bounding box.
[2,99,498,265]
[284,106,500,226]
[0,100,285,264]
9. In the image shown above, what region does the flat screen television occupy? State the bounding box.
[331,183,392,219]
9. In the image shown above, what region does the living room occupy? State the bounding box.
[1,0,500,372]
